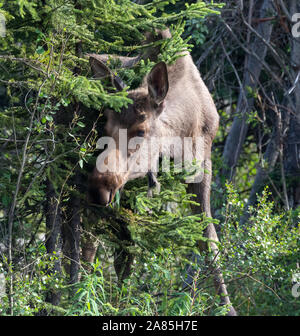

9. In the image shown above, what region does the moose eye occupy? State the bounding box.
[136,130,145,137]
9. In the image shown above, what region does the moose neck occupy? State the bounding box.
[151,52,207,140]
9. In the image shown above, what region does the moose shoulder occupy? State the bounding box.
[87,31,237,316]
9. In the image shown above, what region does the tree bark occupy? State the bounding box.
[45,178,62,306]
[284,0,300,209]
[64,34,83,285]
[240,1,300,222]
[68,173,81,285]
[221,0,276,183]
[240,123,281,225]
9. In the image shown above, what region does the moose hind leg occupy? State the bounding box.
[187,158,237,316]
[114,248,134,283]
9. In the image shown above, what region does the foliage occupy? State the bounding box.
[220,185,300,316]
[66,184,299,316]
[0,246,63,315]
[0,0,225,316]
[1,182,298,316]
[0,0,299,317]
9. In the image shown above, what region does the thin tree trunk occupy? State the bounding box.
[284,0,300,209]
[68,173,81,285]
[240,1,300,223]
[65,33,83,284]
[45,178,62,306]
[221,0,276,183]
[240,126,280,225]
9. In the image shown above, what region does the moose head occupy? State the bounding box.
[88,57,169,206]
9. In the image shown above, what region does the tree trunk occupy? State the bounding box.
[221,0,276,183]
[240,122,281,225]
[240,0,300,222]
[64,35,83,285]
[284,0,300,209]
[45,178,62,306]
[68,173,81,285]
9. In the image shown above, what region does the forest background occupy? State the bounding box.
[0,0,299,316]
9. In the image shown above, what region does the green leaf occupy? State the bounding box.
[77,121,85,128]
[36,46,45,54]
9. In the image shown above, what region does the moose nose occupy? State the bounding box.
[88,187,113,206]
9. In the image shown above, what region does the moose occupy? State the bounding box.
[87,29,237,316]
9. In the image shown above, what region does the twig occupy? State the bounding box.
[272,93,290,210]
[235,271,282,300]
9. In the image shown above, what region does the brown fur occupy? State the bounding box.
[87,31,237,315]
[88,53,219,198]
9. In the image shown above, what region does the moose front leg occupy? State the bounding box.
[187,157,237,316]
[147,171,161,197]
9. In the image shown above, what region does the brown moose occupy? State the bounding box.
[87,30,237,316]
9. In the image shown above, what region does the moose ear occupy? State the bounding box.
[147,61,169,105]
[88,54,126,91]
